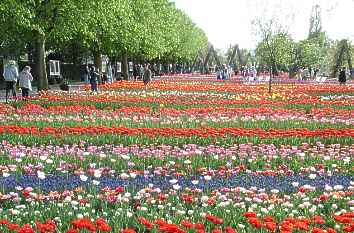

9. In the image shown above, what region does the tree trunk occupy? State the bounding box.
[122,50,129,80]
[203,47,212,74]
[72,42,79,66]
[35,36,48,91]
[236,46,243,67]
[212,46,221,68]
[272,64,278,76]
[228,45,238,66]
[27,43,34,63]
[172,63,176,74]
[332,40,348,78]
[93,51,102,73]
[269,67,273,94]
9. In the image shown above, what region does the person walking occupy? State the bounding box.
[18,66,33,98]
[128,62,134,81]
[139,64,144,80]
[143,64,152,88]
[223,64,229,80]
[216,67,221,80]
[297,68,304,82]
[303,67,310,81]
[339,67,347,85]
[89,66,99,92]
[3,60,19,103]
[106,63,113,83]
[84,65,90,84]
[314,66,319,79]
[133,64,139,81]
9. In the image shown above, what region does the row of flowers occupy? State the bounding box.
[0,182,353,232]
[0,125,353,137]
[1,105,352,127]
[2,212,352,233]
[98,81,354,94]
[2,104,353,116]
[0,141,352,177]
[29,91,354,107]
[1,115,351,129]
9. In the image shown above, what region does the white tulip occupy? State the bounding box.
[80,175,88,182]
[37,171,46,180]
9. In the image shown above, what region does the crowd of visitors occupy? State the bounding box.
[1,59,352,102]
[83,63,153,92]
[216,64,233,80]
[215,65,259,82]
[296,67,322,81]
[297,66,350,84]
[214,64,352,85]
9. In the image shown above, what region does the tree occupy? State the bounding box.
[75,0,207,79]
[160,7,208,64]
[297,39,321,68]
[251,0,297,92]
[68,0,132,77]
[296,5,329,74]
[330,39,353,78]
[0,0,208,84]
[0,0,89,90]
[256,32,295,72]
[254,17,295,92]
[308,4,322,40]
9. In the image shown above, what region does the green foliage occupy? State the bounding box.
[255,26,331,73]
[297,39,321,68]
[0,0,81,45]
[0,0,208,63]
[297,32,329,69]
[158,5,208,63]
[256,33,295,71]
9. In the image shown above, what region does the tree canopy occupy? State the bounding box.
[0,0,208,88]
[255,32,295,72]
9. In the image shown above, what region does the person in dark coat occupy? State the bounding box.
[133,64,139,81]
[89,66,99,91]
[339,67,347,85]
[143,64,152,88]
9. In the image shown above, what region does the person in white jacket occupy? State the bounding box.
[3,60,18,103]
[19,66,33,98]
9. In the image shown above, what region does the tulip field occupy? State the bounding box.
[0,79,353,233]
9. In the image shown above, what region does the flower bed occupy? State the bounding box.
[0,80,353,233]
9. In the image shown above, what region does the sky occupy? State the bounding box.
[173,0,354,51]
